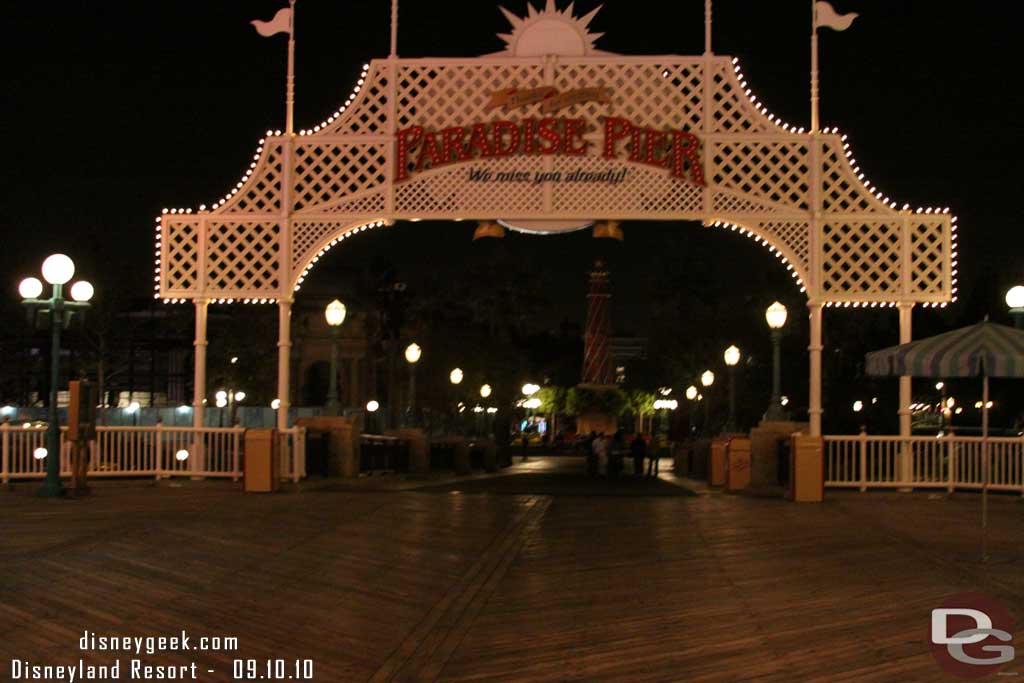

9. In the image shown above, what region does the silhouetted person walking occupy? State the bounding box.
[588,432,604,476]
[631,433,647,477]
[647,437,662,477]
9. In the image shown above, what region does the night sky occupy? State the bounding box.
[2,1,1022,425]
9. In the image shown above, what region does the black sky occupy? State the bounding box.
[2,0,1021,328]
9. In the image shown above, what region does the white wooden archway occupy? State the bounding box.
[156,2,956,439]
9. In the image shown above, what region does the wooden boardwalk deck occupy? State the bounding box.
[1,458,1021,682]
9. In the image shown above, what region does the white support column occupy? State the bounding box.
[192,298,209,475]
[808,300,824,437]
[898,302,914,488]
[277,299,293,432]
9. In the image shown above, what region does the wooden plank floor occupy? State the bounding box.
[1,459,1021,682]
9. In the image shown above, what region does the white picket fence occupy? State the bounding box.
[1,423,306,484]
[824,434,1024,494]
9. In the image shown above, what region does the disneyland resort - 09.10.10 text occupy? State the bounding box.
[9,631,232,681]
[10,659,197,680]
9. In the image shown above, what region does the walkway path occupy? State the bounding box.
[1,457,1020,682]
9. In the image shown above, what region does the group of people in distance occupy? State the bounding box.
[584,430,662,477]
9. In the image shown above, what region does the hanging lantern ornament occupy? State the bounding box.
[472,221,506,241]
[592,220,624,241]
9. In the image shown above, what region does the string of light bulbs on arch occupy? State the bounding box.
[730,58,805,135]
[292,219,388,293]
[820,129,959,310]
[298,63,372,136]
[707,220,808,294]
[731,59,959,311]
[153,61,373,304]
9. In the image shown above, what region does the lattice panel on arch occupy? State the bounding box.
[711,140,810,211]
[821,138,886,213]
[552,60,704,132]
[293,143,388,212]
[315,190,387,215]
[821,221,902,295]
[396,156,546,215]
[396,63,546,130]
[909,219,947,295]
[550,155,703,216]
[206,221,281,293]
[713,189,786,214]
[710,61,773,134]
[218,143,284,214]
[163,219,200,293]
[758,221,811,271]
[323,63,389,136]
[291,220,361,273]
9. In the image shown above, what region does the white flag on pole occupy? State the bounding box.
[251,7,292,37]
[814,1,858,31]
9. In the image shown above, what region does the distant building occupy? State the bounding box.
[289,298,373,411]
[609,336,647,384]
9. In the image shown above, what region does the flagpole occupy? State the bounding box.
[810,0,819,134]
[704,0,712,54]
[981,374,990,562]
[391,0,399,58]
[286,0,297,135]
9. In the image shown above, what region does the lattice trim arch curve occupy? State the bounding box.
[157,33,955,309]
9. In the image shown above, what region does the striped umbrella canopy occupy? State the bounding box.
[865,320,1024,561]
[865,320,1024,379]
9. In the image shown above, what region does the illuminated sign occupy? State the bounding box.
[395,87,705,187]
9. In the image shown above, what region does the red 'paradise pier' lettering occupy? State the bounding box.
[396,117,589,181]
[395,116,704,186]
[602,117,704,186]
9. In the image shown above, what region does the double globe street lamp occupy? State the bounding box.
[685,385,699,436]
[764,301,790,421]
[449,367,464,433]
[700,370,715,434]
[324,299,347,416]
[215,389,246,426]
[723,345,741,432]
[404,342,421,426]
[19,254,94,497]
[479,383,493,436]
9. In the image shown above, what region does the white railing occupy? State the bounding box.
[824,434,1024,494]
[2,423,245,482]
[1,423,308,485]
[279,427,307,483]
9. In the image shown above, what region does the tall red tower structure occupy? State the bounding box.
[582,259,613,386]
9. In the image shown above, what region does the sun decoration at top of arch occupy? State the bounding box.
[496,0,606,56]
[154,0,958,311]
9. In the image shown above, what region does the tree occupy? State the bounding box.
[534,386,567,414]
[625,389,656,433]
[565,386,627,417]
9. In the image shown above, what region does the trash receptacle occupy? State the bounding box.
[726,437,751,492]
[788,434,824,502]
[709,438,728,487]
[244,429,278,493]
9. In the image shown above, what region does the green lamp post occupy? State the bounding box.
[19,254,94,498]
